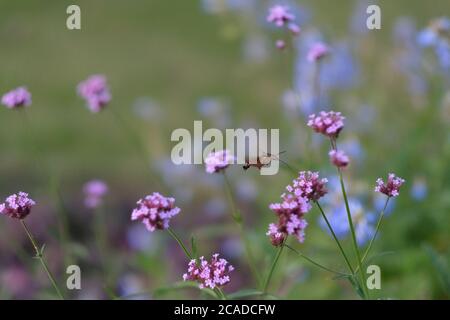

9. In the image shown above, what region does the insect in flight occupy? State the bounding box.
[243,151,291,171]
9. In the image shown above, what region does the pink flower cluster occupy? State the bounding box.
[83,180,109,209]
[307,42,330,62]
[307,111,345,139]
[77,75,111,113]
[0,192,36,220]
[267,194,310,246]
[1,87,32,109]
[329,150,349,168]
[205,150,235,174]
[266,5,300,50]
[267,171,328,246]
[375,173,405,198]
[266,5,295,27]
[287,171,328,202]
[131,192,180,232]
[183,254,234,289]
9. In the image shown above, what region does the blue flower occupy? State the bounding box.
[410,177,428,201]
[319,198,375,246]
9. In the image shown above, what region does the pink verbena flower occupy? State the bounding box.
[205,150,235,174]
[266,223,286,246]
[268,193,310,245]
[375,173,405,198]
[183,253,234,289]
[287,171,328,202]
[267,5,295,27]
[307,111,345,139]
[77,75,111,112]
[288,23,301,35]
[307,42,329,62]
[131,192,180,232]
[276,39,286,50]
[0,192,36,220]
[1,87,32,109]
[83,180,108,209]
[329,150,349,168]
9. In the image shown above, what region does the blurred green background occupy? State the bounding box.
[0,0,449,299]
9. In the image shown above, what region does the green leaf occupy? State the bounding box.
[347,275,366,299]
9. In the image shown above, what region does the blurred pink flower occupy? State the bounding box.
[287,171,328,202]
[1,266,33,297]
[276,39,286,50]
[131,192,180,232]
[77,75,111,112]
[205,150,235,174]
[329,150,349,168]
[288,23,301,35]
[183,253,234,289]
[0,192,36,220]
[267,5,295,27]
[307,111,345,139]
[307,42,329,62]
[375,173,405,198]
[83,180,108,209]
[1,87,31,109]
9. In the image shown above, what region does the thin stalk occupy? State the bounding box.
[215,287,227,300]
[223,172,262,286]
[167,227,192,260]
[283,244,350,276]
[20,220,64,299]
[337,168,369,299]
[355,197,390,272]
[313,61,322,108]
[263,240,285,294]
[315,201,354,274]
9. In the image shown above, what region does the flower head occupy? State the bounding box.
[183,253,234,289]
[131,192,180,232]
[329,150,349,168]
[1,87,32,109]
[268,193,310,245]
[0,192,36,220]
[266,223,286,246]
[77,75,111,112]
[276,39,286,50]
[307,111,345,138]
[287,171,328,202]
[375,173,405,198]
[83,180,108,209]
[267,5,295,27]
[307,42,330,62]
[205,150,235,174]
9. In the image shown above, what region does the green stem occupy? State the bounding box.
[20,220,64,299]
[337,167,369,299]
[215,287,227,300]
[263,240,285,294]
[223,172,262,286]
[167,227,192,260]
[284,244,350,276]
[315,202,354,274]
[356,197,390,272]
